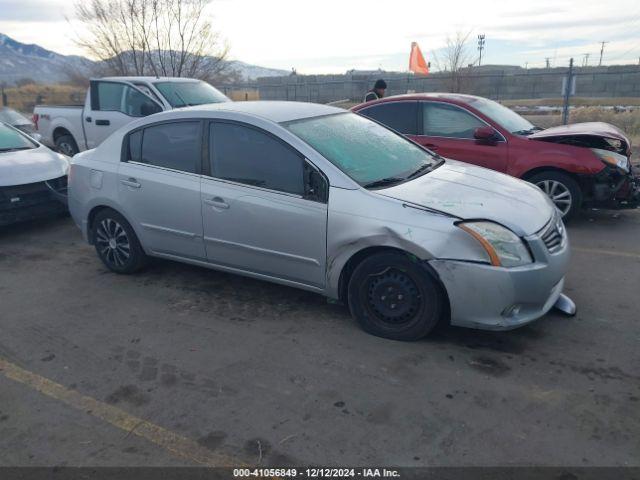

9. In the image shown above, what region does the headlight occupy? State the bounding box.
[592,148,630,173]
[458,221,533,267]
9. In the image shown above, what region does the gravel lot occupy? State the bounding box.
[0,209,639,468]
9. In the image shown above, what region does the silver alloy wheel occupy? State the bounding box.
[58,141,75,156]
[536,179,573,217]
[95,218,131,267]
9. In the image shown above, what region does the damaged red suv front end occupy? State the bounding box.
[529,122,639,210]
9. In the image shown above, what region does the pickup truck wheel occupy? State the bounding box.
[92,209,147,274]
[347,252,443,341]
[528,171,582,221]
[55,134,79,157]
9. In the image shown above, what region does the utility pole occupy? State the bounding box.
[545,57,551,69]
[477,34,486,66]
[583,53,590,67]
[598,41,608,66]
[524,61,528,70]
[562,58,574,125]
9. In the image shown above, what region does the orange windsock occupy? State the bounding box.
[409,42,429,75]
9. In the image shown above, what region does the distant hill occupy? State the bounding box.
[0,33,93,85]
[0,33,287,85]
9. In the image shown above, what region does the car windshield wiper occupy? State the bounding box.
[513,126,543,136]
[0,146,32,152]
[406,158,445,180]
[363,177,407,189]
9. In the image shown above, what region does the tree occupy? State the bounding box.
[432,31,474,93]
[74,0,234,82]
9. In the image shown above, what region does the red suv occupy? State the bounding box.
[352,93,639,220]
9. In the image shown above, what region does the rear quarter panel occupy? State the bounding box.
[35,107,85,150]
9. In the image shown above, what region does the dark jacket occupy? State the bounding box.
[364,90,379,102]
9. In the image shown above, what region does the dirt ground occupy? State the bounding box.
[0,209,639,468]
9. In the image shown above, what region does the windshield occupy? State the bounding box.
[0,123,37,152]
[285,112,439,187]
[154,81,230,107]
[467,97,536,134]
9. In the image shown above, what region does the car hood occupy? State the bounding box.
[0,145,69,187]
[377,159,554,236]
[530,122,631,152]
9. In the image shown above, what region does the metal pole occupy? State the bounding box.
[598,41,607,66]
[562,58,574,125]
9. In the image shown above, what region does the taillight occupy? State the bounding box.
[32,113,39,131]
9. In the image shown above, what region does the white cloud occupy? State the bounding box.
[1,0,640,71]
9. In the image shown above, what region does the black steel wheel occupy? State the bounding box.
[347,252,444,341]
[92,209,147,274]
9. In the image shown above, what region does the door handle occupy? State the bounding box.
[85,117,92,123]
[424,143,439,150]
[204,196,229,209]
[95,119,111,126]
[121,178,141,189]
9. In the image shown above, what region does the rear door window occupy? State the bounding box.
[359,101,419,135]
[125,121,201,174]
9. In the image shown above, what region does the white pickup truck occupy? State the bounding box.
[33,76,230,156]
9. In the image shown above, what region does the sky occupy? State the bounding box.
[1,0,640,73]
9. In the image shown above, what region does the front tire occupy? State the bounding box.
[347,252,444,341]
[91,209,147,274]
[528,171,582,221]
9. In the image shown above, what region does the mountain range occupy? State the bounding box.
[0,33,288,85]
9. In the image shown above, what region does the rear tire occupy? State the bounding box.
[55,134,79,157]
[347,252,444,341]
[528,171,582,221]
[91,209,147,274]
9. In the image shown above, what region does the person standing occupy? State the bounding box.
[364,79,387,102]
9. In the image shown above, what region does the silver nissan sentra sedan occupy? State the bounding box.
[68,101,571,341]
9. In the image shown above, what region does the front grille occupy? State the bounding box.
[0,175,66,211]
[541,215,565,253]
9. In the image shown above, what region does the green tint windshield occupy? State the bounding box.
[285,113,437,187]
[154,81,230,107]
[0,123,36,152]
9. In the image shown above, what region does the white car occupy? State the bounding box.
[0,122,69,226]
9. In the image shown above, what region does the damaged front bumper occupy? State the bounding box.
[0,175,68,227]
[429,217,571,330]
[583,165,640,210]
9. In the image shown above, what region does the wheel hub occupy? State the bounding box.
[95,218,131,267]
[536,179,572,216]
[367,270,420,324]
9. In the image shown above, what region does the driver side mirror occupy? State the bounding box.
[474,126,499,143]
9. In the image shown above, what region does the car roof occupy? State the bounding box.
[99,76,202,83]
[179,101,346,123]
[352,92,486,110]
